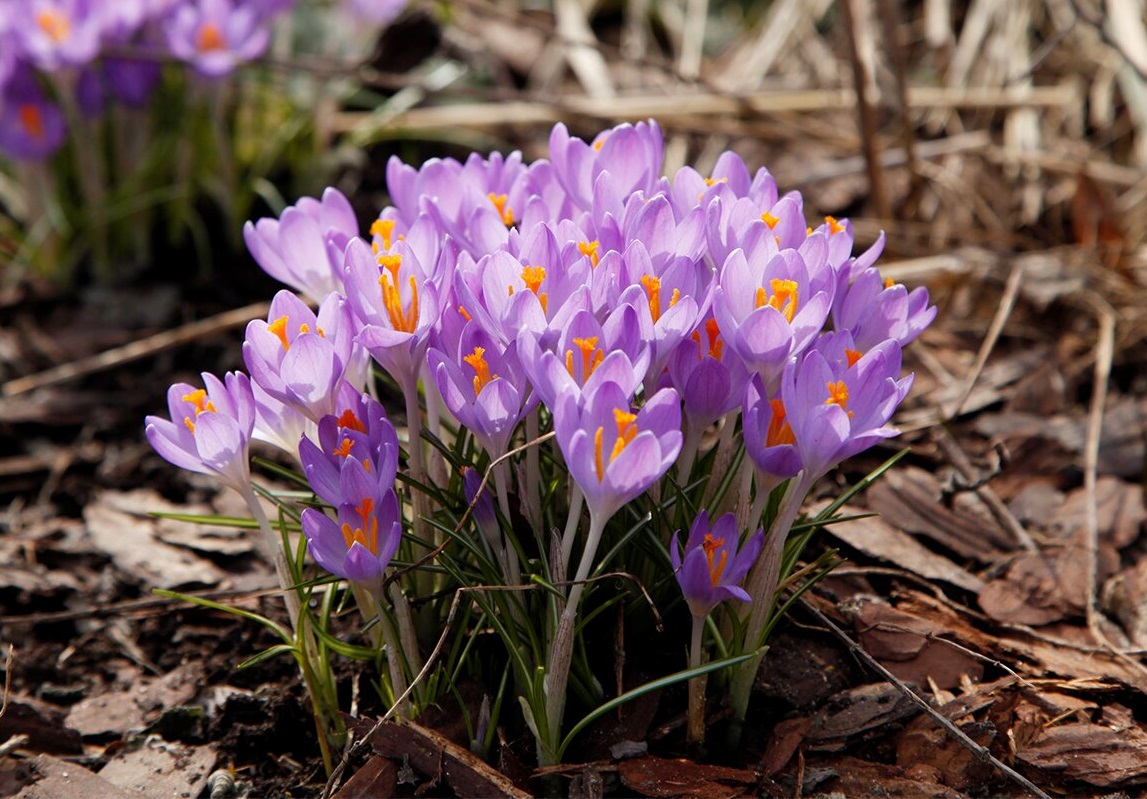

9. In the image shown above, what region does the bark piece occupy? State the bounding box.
[1016,722,1147,788]
[617,755,756,798]
[807,682,919,749]
[333,756,398,798]
[361,717,532,799]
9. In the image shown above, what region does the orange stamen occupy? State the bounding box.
[332,439,355,459]
[488,193,514,226]
[36,10,70,42]
[578,240,600,268]
[268,316,290,350]
[521,266,548,315]
[641,275,662,323]
[593,426,605,482]
[845,349,863,368]
[371,219,396,251]
[766,399,796,447]
[825,380,849,409]
[378,270,419,333]
[337,409,366,432]
[458,305,472,322]
[755,279,800,323]
[18,105,44,140]
[196,21,225,52]
[884,277,896,289]
[825,216,846,235]
[566,337,602,383]
[702,534,728,586]
[609,408,638,463]
[463,346,497,395]
[761,211,780,229]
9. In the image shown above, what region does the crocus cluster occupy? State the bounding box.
[146,118,934,760]
[0,0,406,161]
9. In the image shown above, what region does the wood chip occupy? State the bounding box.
[13,754,145,799]
[617,755,756,798]
[97,740,217,799]
[1016,722,1147,788]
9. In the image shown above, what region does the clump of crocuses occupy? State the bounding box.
[147,118,935,768]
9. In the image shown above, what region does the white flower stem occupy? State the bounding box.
[240,482,302,629]
[525,408,542,532]
[541,511,606,765]
[559,484,585,574]
[686,614,708,747]
[400,372,433,599]
[728,473,808,725]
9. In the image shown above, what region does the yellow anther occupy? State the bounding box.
[766,399,795,447]
[378,271,419,333]
[884,277,896,289]
[488,193,514,226]
[371,218,396,251]
[19,105,44,140]
[458,305,472,322]
[36,10,70,42]
[761,212,780,229]
[463,346,498,395]
[755,279,800,323]
[377,253,402,280]
[701,533,728,586]
[332,439,355,459]
[181,388,215,416]
[196,21,225,51]
[566,336,603,383]
[845,349,862,368]
[521,266,547,314]
[641,275,662,323]
[593,426,605,482]
[340,497,379,554]
[705,177,727,187]
[578,240,601,268]
[609,408,638,463]
[825,216,846,235]
[337,409,366,432]
[268,316,290,350]
[825,380,849,409]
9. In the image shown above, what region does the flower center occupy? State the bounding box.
[701,533,728,586]
[36,10,70,42]
[691,318,723,360]
[578,240,600,268]
[333,438,355,458]
[196,22,225,52]
[825,380,849,410]
[520,265,547,315]
[337,409,366,432]
[268,316,290,350]
[825,216,846,235]
[18,104,44,141]
[766,398,795,448]
[565,336,604,386]
[755,278,799,324]
[462,346,498,395]
[593,407,639,482]
[370,218,396,252]
[341,497,379,555]
[761,211,780,229]
[488,193,514,226]
[180,388,216,434]
[377,254,419,333]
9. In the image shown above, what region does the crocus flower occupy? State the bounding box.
[242,290,359,422]
[741,373,802,482]
[671,510,764,619]
[667,313,749,434]
[428,320,537,460]
[552,380,682,524]
[712,230,835,392]
[832,266,937,352]
[781,338,913,481]
[145,371,256,493]
[17,0,104,70]
[0,65,66,162]
[243,187,360,303]
[164,0,272,77]
[545,120,664,212]
[300,489,402,599]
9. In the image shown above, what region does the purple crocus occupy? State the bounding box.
[553,380,682,524]
[832,266,937,352]
[667,313,750,435]
[0,65,66,162]
[671,510,764,619]
[545,120,664,212]
[16,0,105,70]
[164,0,272,77]
[145,371,256,493]
[300,489,402,599]
[428,320,538,459]
[243,187,360,302]
[242,290,359,422]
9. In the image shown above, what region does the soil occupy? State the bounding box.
[4,3,1147,798]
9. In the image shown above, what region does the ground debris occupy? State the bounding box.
[616,755,757,799]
